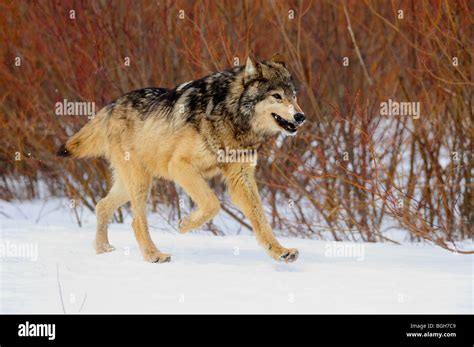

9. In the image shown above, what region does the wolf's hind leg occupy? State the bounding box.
[119,168,171,263]
[169,159,220,233]
[95,178,129,254]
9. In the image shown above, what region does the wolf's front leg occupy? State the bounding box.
[224,164,299,263]
[169,158,220,233]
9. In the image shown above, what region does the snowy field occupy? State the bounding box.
[1,199,472,314]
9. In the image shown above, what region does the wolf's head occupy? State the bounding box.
[238,55,305,136]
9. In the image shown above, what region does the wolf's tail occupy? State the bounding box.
[57,111,107,159]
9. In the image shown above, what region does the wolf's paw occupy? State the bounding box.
[95,243,116,254]
[143,250,172,263]
[279,248,299,263]
[178,216,194,234]
[268,246,299,263]
[267,243,299,263]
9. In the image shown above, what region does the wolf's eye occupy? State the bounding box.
[272,94,282,100]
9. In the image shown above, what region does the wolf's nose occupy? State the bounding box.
[294,113,305,124]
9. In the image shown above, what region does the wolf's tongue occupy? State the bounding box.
[272,113,297,133]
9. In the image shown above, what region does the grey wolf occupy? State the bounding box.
[58,55,305,263]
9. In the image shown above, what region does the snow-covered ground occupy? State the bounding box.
[0,199,472,314]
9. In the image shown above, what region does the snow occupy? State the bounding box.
[0,199,472,314]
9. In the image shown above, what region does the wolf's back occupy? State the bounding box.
[57,110,108,159]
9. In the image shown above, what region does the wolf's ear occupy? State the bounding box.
[244,57,260,82]
[271,53,286,67]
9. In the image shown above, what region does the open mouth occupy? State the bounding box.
[271,113,298,133]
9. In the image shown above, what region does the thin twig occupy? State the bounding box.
[78,293,88,313]
[221,203,252,231]
[343,3,373,85]
[56,264,66,314]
